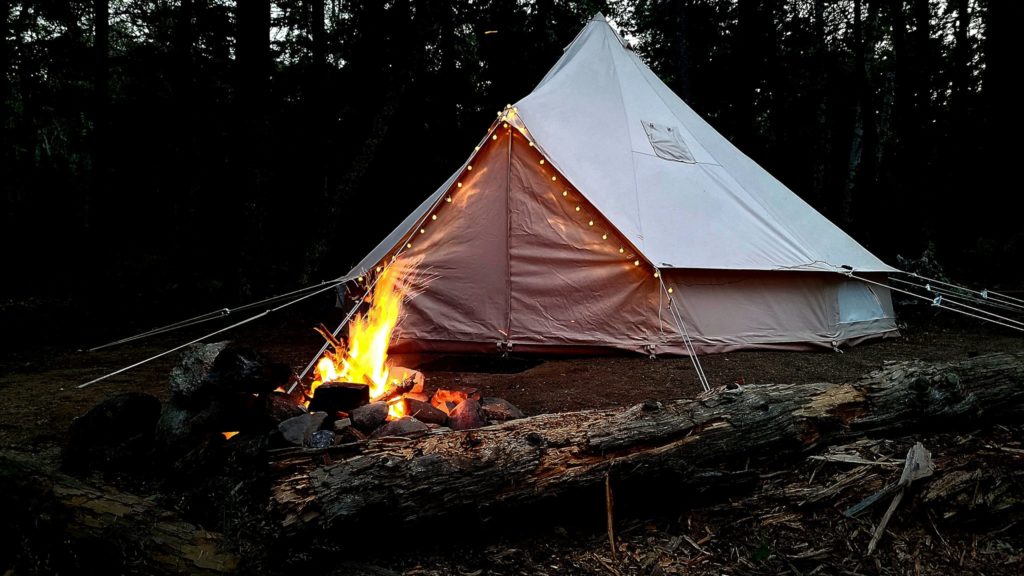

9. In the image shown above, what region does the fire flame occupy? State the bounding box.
[387,397,407,420]
[308,261,415,414]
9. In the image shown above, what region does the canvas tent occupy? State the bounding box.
[346,14,898,356]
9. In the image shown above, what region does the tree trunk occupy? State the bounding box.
[271,352,1024,535]
[174,0,195,229]
[0,454,238,575]
[1,0,9,204]
[234,0,270,271]
[91,0,109,230]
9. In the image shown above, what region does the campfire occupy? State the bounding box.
[274,259,524,445]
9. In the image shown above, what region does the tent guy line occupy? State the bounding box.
[77,279,351,389]
[87,276,358,352]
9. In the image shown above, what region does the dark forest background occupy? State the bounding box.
[2,0,1021,348]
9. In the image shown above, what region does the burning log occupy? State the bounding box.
[270,352,1024,535]
[306,382,370,414]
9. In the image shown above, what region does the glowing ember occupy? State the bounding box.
[307,260,418,418]
[431,389,469,415]
[387,397,407,420]
[222,431,240,440]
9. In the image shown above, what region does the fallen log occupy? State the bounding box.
[270,352,1024,534]
[0,453,238,575]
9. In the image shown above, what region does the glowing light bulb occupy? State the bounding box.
[551,176,557,182]
[503,122,509,129]
[562,190,568,197]
[575,206,581,212]
[376,266,383,273]
[420,228,425,234]
[475,145,480,151]
[457,182,463,188]
[391,255,397,262]
[513,107,518,112]
[357,276,364,282]
[668,287,674,294]
[431,214,438,221]
[588,220,594,226]
[653,271,660,278]
[539,159,545,165]
[529,142,535,147]
[407,243,413,249]
[467,165,473,171]
[619,247,625,254]
[492,135,497,141]
[602,233,608,240]
[446,196,452,203]
[634,260,640,266]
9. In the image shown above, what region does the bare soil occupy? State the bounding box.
[1,311,1021,575]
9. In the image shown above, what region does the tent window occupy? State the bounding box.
[641,120,696,163]
[837,281,887,324]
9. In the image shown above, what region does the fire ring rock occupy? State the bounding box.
[370,417,429,438]
[351,402,389,431]
[448,398,487,431]
[480,397,525,422]
[278,412,327,446]
[403,398,448,426]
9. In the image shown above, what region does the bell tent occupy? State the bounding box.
[346,14,898,357]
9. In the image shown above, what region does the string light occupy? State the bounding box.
[634,260,640,266]
[457,182,462,188]
[376,266,383,273]
[551,176,557,182]
[575,206,581,212]
[602,233,608,240]
[653,271,660,278]
[529,142,535,147]
[562,190,568,197]
[475,145,480,151]
[407,243,413,249]
[420,228,425,234]
[446,196,452,203]
[431,214,437,221]
[467,165,473,171]
[539,159,545,165]
[588,220,594,226]
[391,255,397,262]
[668,287,674,294]
[619,247,625,254]
[503,122,509,129]
[492,135,498,140]
[357,276,364,282]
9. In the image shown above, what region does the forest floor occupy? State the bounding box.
[1,309,1021,575]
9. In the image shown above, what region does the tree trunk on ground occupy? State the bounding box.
[271,353,1024,534]
[0,454,238,575]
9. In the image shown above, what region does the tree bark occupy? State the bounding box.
[271,352,1024,534]
[0,453,238,575]
[234,0,270,268]
[90,0,109,229]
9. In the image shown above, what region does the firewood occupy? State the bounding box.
[0,452,238,575]
[270,353,1024,535]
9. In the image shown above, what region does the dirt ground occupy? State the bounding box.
[0,310,1021,575]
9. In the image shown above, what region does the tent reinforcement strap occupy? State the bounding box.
[77,279,350,389]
